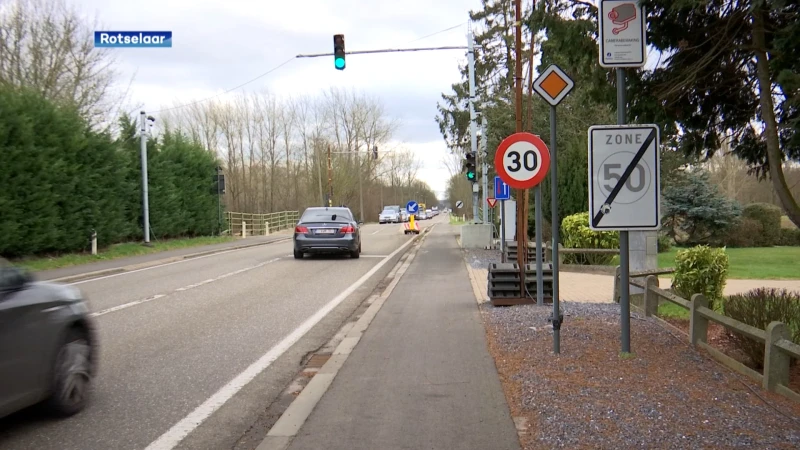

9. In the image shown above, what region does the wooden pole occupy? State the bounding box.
[514,0,528,298]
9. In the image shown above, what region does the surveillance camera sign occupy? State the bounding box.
[598,1,646,67]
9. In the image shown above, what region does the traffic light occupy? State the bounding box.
[372,146,378,160]
[464,152,477,182]
[333,34,346,70]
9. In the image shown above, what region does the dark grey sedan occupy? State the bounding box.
[0,259,97,419]
[293,207,363,259]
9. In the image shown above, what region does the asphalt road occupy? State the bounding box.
[0,218,442,450]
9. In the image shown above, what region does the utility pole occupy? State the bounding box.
[468,27,479,223]
[358,147,364,222]
[139,111,151,245]
[327,144,333,207]
[481,115,489,224]
[514,0,528,295]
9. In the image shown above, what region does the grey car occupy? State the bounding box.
[293,207,363,259]
[0,259,97,419]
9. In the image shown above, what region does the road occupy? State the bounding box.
[0,218,441,450]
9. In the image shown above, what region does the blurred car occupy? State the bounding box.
[399,210,410,222]
[0,258,97,419]
[425,209,433,218]
[294,207,363,259]
[379,207,400,224]
[417,210,428,220]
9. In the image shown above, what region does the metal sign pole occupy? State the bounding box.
[534,187,543,306]
[617,67,631,354]
[550,105,562,353]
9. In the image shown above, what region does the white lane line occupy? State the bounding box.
[371,228,382,235]
[143,234,420,450]
[360,255,390,258]
[69,241,289,286]
[89,258,281,318]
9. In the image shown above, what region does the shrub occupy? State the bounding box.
[560,212,619,265]
[657,233,673,253]
[672,245,729,309]
[778,228,800,246]
[724,288,800,368]
[742,203,782,246]
[722,217,763,247]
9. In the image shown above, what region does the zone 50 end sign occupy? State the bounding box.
[588,124,661,231]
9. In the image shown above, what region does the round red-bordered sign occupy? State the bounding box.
[494,132,551,189]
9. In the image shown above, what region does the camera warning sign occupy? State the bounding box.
[598,1,646,67]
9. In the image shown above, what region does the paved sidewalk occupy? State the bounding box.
[33,233,291,281]
[282,224,520,450]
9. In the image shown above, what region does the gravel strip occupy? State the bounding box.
[481,301,800,449]
[465,247,503,269]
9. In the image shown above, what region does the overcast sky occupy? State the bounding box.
[78,0,487,198]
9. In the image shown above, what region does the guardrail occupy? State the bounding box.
[614,267,800,403]
[226,211,299,237]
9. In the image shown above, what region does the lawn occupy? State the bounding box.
[14,236,235,271]
[658,246,800,280]
[449,216,468,226]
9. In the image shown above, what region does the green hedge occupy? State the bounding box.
[672,245,729,310]
[741,203,782,246]
[0,87,220,257]
[560,212,619,265]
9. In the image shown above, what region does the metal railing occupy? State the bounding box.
[225,211,299,237]
[613,268,800,403]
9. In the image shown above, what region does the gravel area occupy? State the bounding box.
[464,247,502,269]
[481,301,800,449]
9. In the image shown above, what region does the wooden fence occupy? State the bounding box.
[225,211,299,237]
[613,267,800,403]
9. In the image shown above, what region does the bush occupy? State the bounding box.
[778,228,800,246]
[724,288,800,368]
[722,217,763,247]
[672,245,728,309]
[560,212,619,265]
[742,203,782,246]
[657,233,673,253]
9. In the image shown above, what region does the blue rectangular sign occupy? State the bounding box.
[94,31,172,48]
[494,176,510,200]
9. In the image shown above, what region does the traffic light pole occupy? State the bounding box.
[296,45,470,59]
[467,28,480,223]
[481,116,489,224]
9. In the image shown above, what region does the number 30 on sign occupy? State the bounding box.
[494,132,551,189]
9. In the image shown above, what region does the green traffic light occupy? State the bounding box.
[467,171,476,180]
[335,57,345,69]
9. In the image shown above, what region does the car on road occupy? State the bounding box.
[0,258,97,420]
[417,210,428,220]
[425,209,433,218]
[294,207,363,259]
[378,207,400,224]
[399,210,410,222]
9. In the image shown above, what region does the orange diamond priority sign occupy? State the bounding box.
[533,64,575,107]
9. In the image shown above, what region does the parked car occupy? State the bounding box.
[425,209,433,219]
[379,207,400,224]
[399,210,410,222]
[417,210,428,220]
[0,258,98,419]
[294,207,362,259]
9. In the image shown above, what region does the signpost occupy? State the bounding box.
[588,125,661,231]
[596,0,649,354]
[533,64,575,351]
[495,176,510,263]
[455,200,463,209]
[495,132,551,301]
[598,0,647,68]
[406,200,419,233]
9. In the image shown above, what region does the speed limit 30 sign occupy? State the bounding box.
[494,132,551,190]
[588,124,661,231]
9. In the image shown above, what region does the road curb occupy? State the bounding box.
[256,225,435,450]
[50,236,292,284]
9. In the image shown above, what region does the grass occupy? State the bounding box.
[657,246,800,280]
[15,236,235,271]
[657,302,689,320]
[450,216,468,226]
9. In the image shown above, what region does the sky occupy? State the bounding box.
[77,0,487,199]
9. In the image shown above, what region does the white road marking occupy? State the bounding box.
[68,240,289,286]
[371,228,382,235]
[89,258,280,317]
[143,234,419,450]
[360,255,390,258]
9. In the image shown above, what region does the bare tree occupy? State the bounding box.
[0,0,129,126]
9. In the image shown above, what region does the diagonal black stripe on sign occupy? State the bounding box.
[592,128,656,227]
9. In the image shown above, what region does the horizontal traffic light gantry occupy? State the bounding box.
[464,152,477,182]
[333,34,346,70]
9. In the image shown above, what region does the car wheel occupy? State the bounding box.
[293,249,303,259]
[350,248,360,258]
[45,328,93,417]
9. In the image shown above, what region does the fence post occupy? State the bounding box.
[545,242,552,263]
[242,221,247,238]
[613,265,621,303]
[763,321,790,394]
[643,275,659,317]
[91,230,98,255]
[264,220,270,235]
[689,293,709,346]
[557,243,564,264]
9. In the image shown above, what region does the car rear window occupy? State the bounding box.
[301,209,352,222]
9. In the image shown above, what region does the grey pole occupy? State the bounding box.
[535,185,544,306]
[139,111,151,245]
[550,105,561,353]
[467,27,479,223]
[217,167,222,234]
[617,68,631,354]
[500,200,506,262]
[481,116,489,224]
[358,148,364,222]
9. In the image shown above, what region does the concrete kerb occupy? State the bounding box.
[256,225,435,450]
[50,236,292,284]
